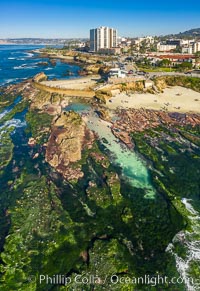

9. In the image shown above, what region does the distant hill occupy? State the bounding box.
[165,28,200,38]
[0,38,89,45]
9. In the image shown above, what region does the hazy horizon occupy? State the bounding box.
[1,27,200,40]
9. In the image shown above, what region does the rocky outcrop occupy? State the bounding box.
[154,78,168,92]
[45,111,95,180]
[95,90,112,103]
[29,89,63,114]
[114,108,200,132]
[28,137,36,147]
[112,108,200,147]
[78,64,111,77]
[111,130,134,149]
[36,62,49,67]
[95,108,111,122]
[154,76,200,93]
[33,72,48,82]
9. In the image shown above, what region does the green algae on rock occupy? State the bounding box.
[0,74,200,290]
[0,128,14,170]
[25,109,53,144]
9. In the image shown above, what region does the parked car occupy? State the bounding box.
[191,70,200,74]
[136,71,146,76]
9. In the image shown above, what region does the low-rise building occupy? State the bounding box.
[156,54,195,66]
[157,43,177,52]
[181,41,200,54]
[109,68,127,78]
[138,36,155,44]
[193,41,200,53]
[181,46,193,54]
[131,36,155,51]
[98,47,121,55]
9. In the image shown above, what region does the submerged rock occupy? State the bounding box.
[28,137,36,146]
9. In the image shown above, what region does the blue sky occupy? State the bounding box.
[1,0,200,38]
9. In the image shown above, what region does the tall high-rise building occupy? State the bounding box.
[90,26,117,52]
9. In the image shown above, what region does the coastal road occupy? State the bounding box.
[147,72,200,79]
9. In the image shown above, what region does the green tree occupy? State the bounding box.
[149,43,157,52]
[177,62,193,71]
[159,59,172,67]
[173,46,182,53]
[194,51,200,68]
[144,58,151,66]
[139,40,148,53]
[195,51,200,58]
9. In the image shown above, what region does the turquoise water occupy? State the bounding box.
[65,102,90,112]
[64,104,200,291]
[86,113,156,199]
[65,103,156,199]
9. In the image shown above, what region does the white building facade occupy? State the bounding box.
[157,43,177,52]
[90,26,117,52]
[109,68,127,78]
[193,42,200,53]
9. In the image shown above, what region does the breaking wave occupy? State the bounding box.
[2,78,20,85]
[0,108,12,120]
[166,198,200,291]
[0,119,26,129]
[24,52,34,57]
[0,119,27,138]
[13,65,26,69]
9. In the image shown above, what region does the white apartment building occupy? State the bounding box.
[182,46,193,54]
[138,36,155,44]
[181,41,200,54]
[90,26,117,52]
[193,42,200,53]
[157,43,177,52]
[180,39,195,46]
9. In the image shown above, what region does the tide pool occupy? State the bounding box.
[65,103,156,199]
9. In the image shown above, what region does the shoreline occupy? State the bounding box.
[106,86,200,114]
[39,75,200,114]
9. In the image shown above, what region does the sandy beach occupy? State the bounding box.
[106,86,200,113]
[41,76,200,113]
[41,75,100,90]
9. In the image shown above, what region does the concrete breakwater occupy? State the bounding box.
[33,72,95,98]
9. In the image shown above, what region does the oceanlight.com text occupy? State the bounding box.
[38,274,200,287]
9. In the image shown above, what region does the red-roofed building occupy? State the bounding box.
[148,54,198,67]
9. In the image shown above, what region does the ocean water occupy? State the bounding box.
[167,199,200,291]
[0,44,81,148]
[0,45,80,86]
[66,103,155,199]
[0,46,199,291]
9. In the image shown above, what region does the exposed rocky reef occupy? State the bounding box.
[45,111,95,180]
[0,74,200,290]
[111,108,200,147]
